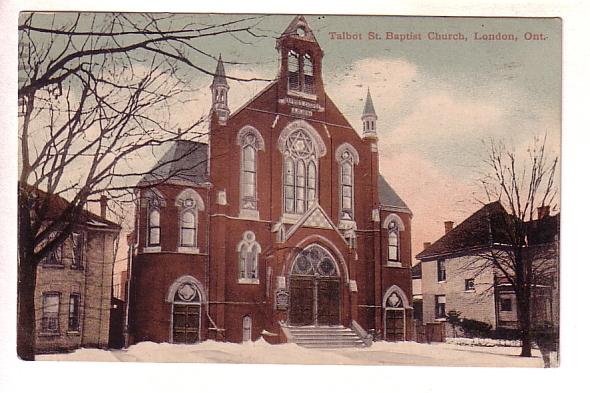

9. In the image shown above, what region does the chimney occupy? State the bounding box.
[537,206,550,220]
[444,221,454,234]
[100,195,108,219]
[423,242,431,250]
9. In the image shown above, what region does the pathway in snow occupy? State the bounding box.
[38,340,544,367]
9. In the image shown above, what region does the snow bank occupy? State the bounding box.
[37,340,544,367]
[445,337,522,347]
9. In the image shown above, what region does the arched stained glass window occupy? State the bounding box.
[388,221,399,261]
[180,211,196,247]
[283,129,318,214]
[148,209,161,246]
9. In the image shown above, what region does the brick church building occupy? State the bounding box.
[126,16,414,346]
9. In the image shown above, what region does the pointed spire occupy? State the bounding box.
[362,88,378,140]
[362,88,377,117]
[210,54,230,125]
[212,54,228,86]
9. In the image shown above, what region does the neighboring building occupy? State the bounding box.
[33,191,121,353]
[416,201,559,333]
[411,262,423,322]
[126,15,414,346]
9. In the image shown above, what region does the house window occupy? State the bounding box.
[243,315,252,342]
[437,259,446,282]
[435,295,446,319]
[148,208,161,246]
[180,211,196,247]
[500,297,512,312]
[68,293,80,331]
[43,232,63,266]
[237,231,261,283]
[388,221,399,262]
[288,50,299,90]
[283,129,318,215]
[303,54,314,94]
[41,292,60,333]
[465,278,475,291]
[71,232,83,269]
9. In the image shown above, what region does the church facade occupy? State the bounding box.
[126,16,414,345]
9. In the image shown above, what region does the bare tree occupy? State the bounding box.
[468,136,559,357]
[17,12,269,360]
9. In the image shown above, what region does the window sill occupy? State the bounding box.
[464,289,475,293]
[386,261,402,268]
[66,331,81,336]
[281,213,302,224]
[437,280,447,284]
[38,332,60,337]
[434,318,447,322]
[142,246,161,253]
[177,246,200,254]
[238,278,260,285]
[42,264,65,269]
[239,209,260,221]
[287,89,317,101]
[338,219,357,230]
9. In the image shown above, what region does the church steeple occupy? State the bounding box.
[362,88,378,140]
[210,55,230,125]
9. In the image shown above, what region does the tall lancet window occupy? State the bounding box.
[283,129,317,214]
[237,126,265,218]
[336,144,359,222]
[388,221,399,262]
[303,54,314,94]
[288,50,300,91]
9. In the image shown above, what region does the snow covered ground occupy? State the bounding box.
[37,340,549,367]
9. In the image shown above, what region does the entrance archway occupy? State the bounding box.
[167,276,204,344]
[383,285,409,341]
[288,244,340,326]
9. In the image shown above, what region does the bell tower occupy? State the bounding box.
[276,15,324,99]
[210,55,230,125]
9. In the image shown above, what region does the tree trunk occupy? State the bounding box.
[17,256,37,361]
[518,287,533,357]
[17,190,37,361]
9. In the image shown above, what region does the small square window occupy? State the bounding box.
[465,278,475,291]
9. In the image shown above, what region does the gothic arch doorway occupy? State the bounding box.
[288,244,340,326]
[382,285,409,341]
[167,276,204,344]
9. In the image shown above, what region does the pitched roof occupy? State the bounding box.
[139,140,209,186]
[527,213,560,245]
[362,88,377,117]
[280,15,319,43]
[19,183,120,229]
[416,201,512,260]
[212,55,228,86]
[378,174,410,212]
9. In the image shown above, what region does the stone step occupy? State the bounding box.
[285,324,368,348]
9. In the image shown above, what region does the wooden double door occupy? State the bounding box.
[289,276,340,326]
[384,309,405,341]
[172,304,200,343]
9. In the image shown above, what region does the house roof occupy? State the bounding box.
[416,201,512,260]
[20,183,120,229]
[527,213,560,245]
[139,140,209,186]
[378,174,410,212]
